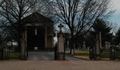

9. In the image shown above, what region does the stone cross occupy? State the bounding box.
[58,24,63,33]
[57,24,65,60]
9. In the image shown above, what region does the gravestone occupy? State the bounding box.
[57,24,65,60]
[82,41,86,51]
[87,47,90,51]
[105,41,108,49]
[105,41,110,49]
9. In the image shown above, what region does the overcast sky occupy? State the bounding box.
[0,0,119,27]
[110,0,120,27]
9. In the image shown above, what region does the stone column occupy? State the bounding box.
[20,32,27,60]
[25,26,27,58]
[94,33,101,60]
[57,24,65,60]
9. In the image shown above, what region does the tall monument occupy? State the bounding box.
[94,33,101,60]
[57,24,65,60]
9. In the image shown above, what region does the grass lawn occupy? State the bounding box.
[101,52,110,58]
[66,51,120,60]
[3,52,20,59]
[66,51,90,60]
[9,52,20,59]
[66,51,89,56]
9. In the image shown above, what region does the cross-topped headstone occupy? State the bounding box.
[57,23,65,60]
[58,24,63,33]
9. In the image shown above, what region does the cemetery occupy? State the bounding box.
[0,12,120,61]
[1,0,120,70]
[0,0,120,62]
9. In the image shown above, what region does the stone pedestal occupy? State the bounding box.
[56,24,65,60]
[4,47,10,60]
[19,40,27,60]
[94,33,101,60]
[110,46,116,60]
[57,34,65,60]
[20,33,27,60]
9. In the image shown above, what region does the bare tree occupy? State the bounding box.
[0,0,6,6]
[0,0,38,52]
[49,0,114,54]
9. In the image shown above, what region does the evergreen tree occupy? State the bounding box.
[89,19,113,47]
[114,28,120,45]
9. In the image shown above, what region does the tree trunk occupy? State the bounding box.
[70,31,75,54]
[16,26,21,52]
[17,19,22,53]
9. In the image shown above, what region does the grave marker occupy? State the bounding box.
[57,24,65,60]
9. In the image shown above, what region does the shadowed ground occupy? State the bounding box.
[28,51,80,60]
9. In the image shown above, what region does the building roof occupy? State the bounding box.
[21,12,53,25]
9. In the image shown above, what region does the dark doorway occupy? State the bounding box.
[27,26,45,51]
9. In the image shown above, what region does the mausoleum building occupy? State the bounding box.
[20,12,54,59]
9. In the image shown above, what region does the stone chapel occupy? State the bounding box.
[20,12,54,59]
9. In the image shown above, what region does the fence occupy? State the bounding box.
[0,47,3,60]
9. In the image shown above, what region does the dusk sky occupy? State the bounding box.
[111,0,120,27]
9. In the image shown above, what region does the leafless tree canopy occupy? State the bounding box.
[49,0,114,37]
[47,0,114,53]
[0,0,38,30]
[0,0,114,52]
[0,0,39,51]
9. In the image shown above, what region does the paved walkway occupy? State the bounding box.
[28,51,80,60]
[0,60,120,70]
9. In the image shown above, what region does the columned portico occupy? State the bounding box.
[20,12,54,60]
